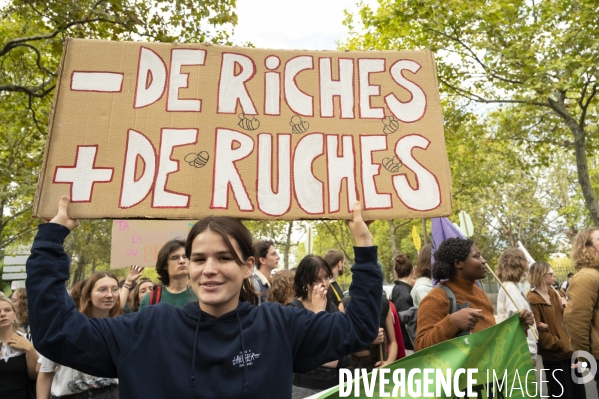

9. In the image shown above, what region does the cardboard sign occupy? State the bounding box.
[110,220,194,268]
[34,38,452,220]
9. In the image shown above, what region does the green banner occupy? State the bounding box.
[317,314,538,398]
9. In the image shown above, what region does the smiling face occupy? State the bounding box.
[189,229,253,317]
[0,299,16,331]
[90,276,119,313]
[167,247,189,280]
[137,282,155,302]
[455,245,487,281]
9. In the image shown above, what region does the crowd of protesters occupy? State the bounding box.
[1,197,598,398]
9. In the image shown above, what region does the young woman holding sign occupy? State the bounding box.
[26,197,381,399]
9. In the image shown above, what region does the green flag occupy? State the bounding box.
[315,314,538,398]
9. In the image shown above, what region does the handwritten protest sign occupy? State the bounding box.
[110,220,194,268]
[34,38,452,220]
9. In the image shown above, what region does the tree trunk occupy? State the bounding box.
[549,95,599,226]
[90,258,97,275]
[387,220,398,260]
[72,251,86,285]
[283,221,293,269]
[573,133,599,226]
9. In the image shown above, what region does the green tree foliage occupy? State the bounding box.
[443,101,574,265]
[243,220,306,269]
[344,0,599,226]
[311,219,418,283]
[0,0,238,286]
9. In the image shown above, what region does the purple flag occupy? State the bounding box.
[431,217,466,264]
[431,217,482,288]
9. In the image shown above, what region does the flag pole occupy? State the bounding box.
[486,267,539,340]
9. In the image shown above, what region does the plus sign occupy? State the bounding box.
[53,145,114,202]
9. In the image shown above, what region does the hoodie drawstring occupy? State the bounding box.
[237,312,249,396]
[190,311,201,387]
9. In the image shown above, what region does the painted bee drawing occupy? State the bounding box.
[184,151,210,168]
[290,115,309,134]
[382,156,403,173]
[238,113,260,131]
[382,115,399,134]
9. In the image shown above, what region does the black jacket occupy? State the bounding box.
[391,280,413,312]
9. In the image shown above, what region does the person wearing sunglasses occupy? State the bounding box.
[138,239,197,309]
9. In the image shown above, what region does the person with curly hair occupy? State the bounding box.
[495,248,538,366]
[11,288,29,334]
[415,238,533,351]
[411,244,433,306]
[564,227,599,392]
[267,270,295,306]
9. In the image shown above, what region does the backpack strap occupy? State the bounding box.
[440,284,471,337]
[150,285,162,305]
[439,284,457,314]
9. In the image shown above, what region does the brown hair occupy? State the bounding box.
[79,272,122,318]
[156,239,186,286]
[12,287,28,328]
[414,243,432,279]
[129,278,155,312]
[323,249,344,269]
[0,298,23,333]
[186,216,259,305]
[529,262,552,290]
[496,248,528,283]
[69,279,88,310]
[571,227,599,270]
[394,253,413,278]
[253,240,274,270]
[267,270,296,305]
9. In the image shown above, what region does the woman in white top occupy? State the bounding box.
[411,244,433,306]
[36,272,121,399]
[495,247,538,366]
[0,297,38,399]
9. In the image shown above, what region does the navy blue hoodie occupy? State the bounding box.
[26,223,382,399]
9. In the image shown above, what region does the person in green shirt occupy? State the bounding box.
[139,239,197,309]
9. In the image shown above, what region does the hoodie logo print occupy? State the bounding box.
[232,350,261,367]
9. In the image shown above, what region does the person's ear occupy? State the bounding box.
[454,259,464,271]
[245,256,255,278]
